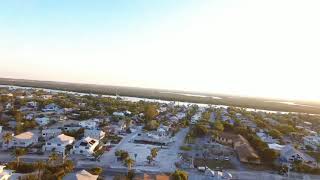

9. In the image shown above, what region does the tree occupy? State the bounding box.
[88,167,103,175]
[63,160,74,173]
[213,120,224,132]
[49,152,59,166]
[192,124,208,137]
[151,148,159,160]
[170,170,188,180]
[35,161,45,180]
[12,148,27,167]
[2,132,13,146]
[147,156,152,164]
[125,157,135,170]
[144,105,158,121]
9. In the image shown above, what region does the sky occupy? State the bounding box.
[1,0,320,101]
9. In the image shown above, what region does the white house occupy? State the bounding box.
[9,131,38,148]
[0,165,13,180]
[79,120,98,130]
[84,129,105,140]
[25,113,34,120]
[35,117,50,126]
[42,103,60,112]
[303,136,320,150]
[256,132,279,144]
[176,112,186,120]
[280,145,315,165]
[113,112,125,117]
[42,129,62,140]
[63,170,98,180]
[71,137,99,157]
[27,101,38,109]
[191,112,202,124]
[43,134,75,154]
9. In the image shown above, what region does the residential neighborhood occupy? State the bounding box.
[0,85,320,179]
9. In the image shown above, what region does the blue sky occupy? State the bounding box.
[1,0,320,101]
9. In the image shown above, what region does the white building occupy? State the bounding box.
[42,129,62,140]
[43,134,75,154]
[303,136,320,150]
[0,165,13,180]
[113,112,125,117]
[42,103,60,112]
[256,132,279,144]
[191,112,202,124]
[9,131,38,148]
[63,170,98,180]
[71,137,99,157]
[176,112,186,120]
[79,120,98,130]
[84,129,105,140]
[280,145,315,165]
[35,117,50,126]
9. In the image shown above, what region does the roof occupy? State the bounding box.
[15,131,37,140]
[63,170,98,180]
[48,134,75,144]
[75,137,98,147]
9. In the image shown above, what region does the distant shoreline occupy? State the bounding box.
[1,77,320,115]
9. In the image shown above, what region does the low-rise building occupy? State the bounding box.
[79,120,98,130]
[280,145,316,166]
[63,170,98,180]
[0,165,13,180]
[9,131,38,148]
[35,117,50,126]
[303,136,320,150]
[42,129,62,140]
[71,137,99,157]
[84,129,105,140]
[43,134,75,154]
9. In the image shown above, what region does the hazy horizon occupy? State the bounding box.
[1,0,320,101]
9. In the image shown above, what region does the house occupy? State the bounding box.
[9,131,38,148]
[256,132,279,144]
[84,129,105,140]
[0,165,13,180]
[25,113,34,120]
[176,112,186,120]
[113,112,125,117]
[42,103,60,112]
[26,101,38,109]
[63,124,82,132]
[63,170,98,180]
[35,117,50,126]
[214,133,260,164]
[71,137,99,157]
[303,136,320,150]
[280,145,316,166]
[42,129,62,140]
[268,143,285,152]
[79,120,98,130]
[43,134,75,154]
[191,112,202,124]
[234,136,261,164]
[40,95,53,100]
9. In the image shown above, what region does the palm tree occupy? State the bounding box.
[170,170,188,180]
[63,160,74,174]
[35,161,45,180]
[49,152,58,166]
[12,148,27,167]
[2,132,13,148]
[147,156,152,165]
[151,148,158,160]
[125,157,135,171]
